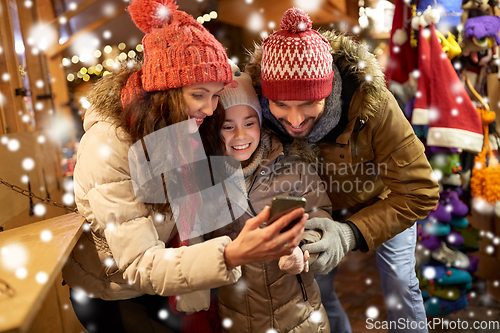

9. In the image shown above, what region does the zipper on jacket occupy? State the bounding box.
[353,117,366,157]
[296,274,308,302]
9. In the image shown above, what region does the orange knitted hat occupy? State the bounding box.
[123,0,232,96]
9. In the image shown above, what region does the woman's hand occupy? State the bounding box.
[224,206,308,270]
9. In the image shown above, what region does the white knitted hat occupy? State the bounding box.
[219,60,262,124]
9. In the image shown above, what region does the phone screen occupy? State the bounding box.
[268,196,306,233]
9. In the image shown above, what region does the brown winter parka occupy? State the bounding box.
[212,135,331,333]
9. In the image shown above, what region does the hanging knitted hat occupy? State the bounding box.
[412,26,432,125]
[219,60,262,124]
[426,24,483,152]
[121,0,232,105]
[385,0,418,85]
[260,7,333,101]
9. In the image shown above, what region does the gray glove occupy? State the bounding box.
[301,218,356,274]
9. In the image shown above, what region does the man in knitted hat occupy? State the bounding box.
[246,7,440,333]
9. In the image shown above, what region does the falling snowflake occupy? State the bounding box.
[2,73,10,81]
[33,204,46,216]
[451,109,458,116]
[40,230,53,242]
[447,234,456,244]
[158,309,168,320]
[494,280,499,287]
[1,243,28,271]
[392,46,400,53]
[248,13,264,32]
[62,193,74,205]
[445,205,453,213]
[16,267,28,279]
[364,74,373,82]
[154,213,164,223]
[82,222,91,232]
[456,96,463,104]
[293,0,322,12]
[36,271,48,284]
[493,237,499,245]
[310,310,322,323]
[104,257,114,267]
[428,107,440,122]
[486,246,494,254]
[7,138,20,151]
[366,306,379,319]
[422,266,436,280]
[266,329,278,333]
[99,144,112,158]
[222,318,233,328]
[358,60,366,69]
[431,170,443,182]
[22,158,35,171]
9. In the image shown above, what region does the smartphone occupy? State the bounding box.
[268,196,307,233]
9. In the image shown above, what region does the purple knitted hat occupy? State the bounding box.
[464,15,500,46]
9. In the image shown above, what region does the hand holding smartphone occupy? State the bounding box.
[268,196,307,233]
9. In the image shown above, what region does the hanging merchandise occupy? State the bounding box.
[385,0,418,85]
[426,24,484,152]
[412,24,432,125]
[462,15,500,65]
[417,0,464,27]
[468,77,500,203]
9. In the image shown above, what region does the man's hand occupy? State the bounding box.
[301,218,356,274]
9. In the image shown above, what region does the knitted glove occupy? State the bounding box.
[301,218,356,274]
[278,246,310,274]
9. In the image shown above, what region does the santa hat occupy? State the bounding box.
[412,26,432,125]
[219,60,262,124]
[426,24,483,152]
[385,0,417,84]
[260,7,333,101]
[121,0,232,106]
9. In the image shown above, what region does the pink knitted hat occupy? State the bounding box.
[124,0,232,95]
[260,8,334,101]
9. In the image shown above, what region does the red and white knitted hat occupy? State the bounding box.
[412,26,431,125]
[426,24,483,152]
[260,8,333,101]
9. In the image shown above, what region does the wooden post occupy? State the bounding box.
[0,0,30,134]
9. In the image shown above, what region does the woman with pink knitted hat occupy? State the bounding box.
[62,1,306,332]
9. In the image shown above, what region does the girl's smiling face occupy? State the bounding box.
[220,105,260,163]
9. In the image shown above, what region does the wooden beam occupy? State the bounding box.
[44,3,128,59]
[46,0,100,29]
[0,213,85,333]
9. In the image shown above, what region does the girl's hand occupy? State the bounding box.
[224,206,307,270]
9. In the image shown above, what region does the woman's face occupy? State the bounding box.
[182,82,225,128]
[220,105,260,163]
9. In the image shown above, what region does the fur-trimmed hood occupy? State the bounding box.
[84,61,141,128]
[322,31,386,119]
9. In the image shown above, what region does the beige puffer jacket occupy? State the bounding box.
[212,135,331,333]
[62,69,241,301]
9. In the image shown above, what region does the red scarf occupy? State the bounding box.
[168,137,221,333]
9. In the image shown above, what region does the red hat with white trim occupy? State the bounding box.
[412,26,431,125]
[426,24,483,152]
